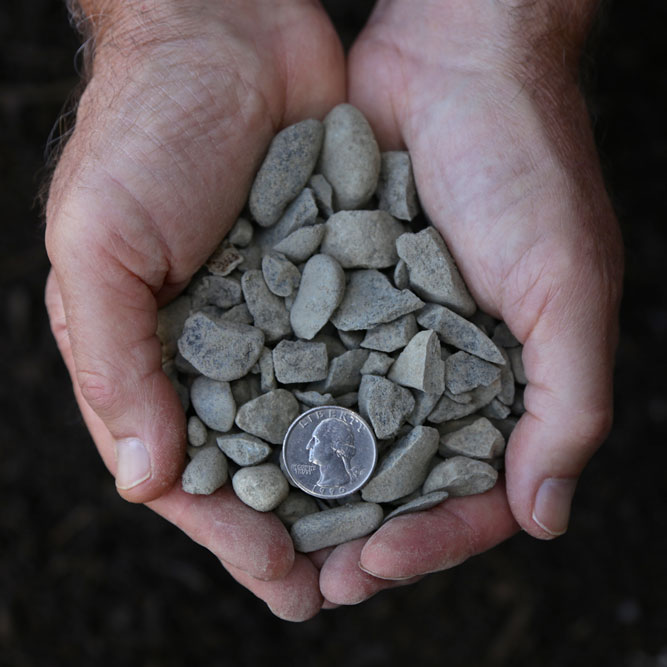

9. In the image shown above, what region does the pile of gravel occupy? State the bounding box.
[158,104,526,553]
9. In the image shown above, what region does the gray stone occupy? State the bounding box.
[318,104,381,210]
[376,151,419,221]
[331,271,423,331]
[275,491,320,527]
[480,398,512,420]
[387,330,445,394]
[361,351,394,376]
[230,374,261,406]
[187,415,208,447]
[177,313,264,381]
[508,346,527,384]
[174,350,199,375]
[338,329,364,349]
[241,270,291,342]
[236,242,263,272]
[293,390,337,407]
[216,433,272,466]
[446,351,502,394]
[336,392,358,408]
[423,456,498,496]
[290,502,384,552]
[417,303,505,364]
[272,224,325,263]
[490,416,519,440]
[360,313,419,353]
[396,227,475,316]
[470,310,498,336]
[393,259,409,289]
[308,174,334,218]
[358,375,415,440]
[258,188,319,247]
[234,389,300,444]
[321,210,404,269]
[232,463,289,512]
[310,348,369,395]
[361,425,439,502]
[439,417,505,459]
[258,347,277,392]
[227,216,253,247]
[249,119,323,227]
[493,321,520,348]
[272,340,328,383]
[383,491,449,522]
[312,331,347,359]
[497,347,516,405]
[261,252,301,297]
[427,393,479,423]
[215,303,253,325]
[407,390,443,426]
[191,275,242,310]
[190,376,236,432]
[157,295,192,360]
[182,446,228,495]
[205,239,244,276]
[290,254,345,339]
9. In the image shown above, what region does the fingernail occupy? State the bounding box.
[115,438,151,489]
[532,477,577,537]
[358,562,414,581]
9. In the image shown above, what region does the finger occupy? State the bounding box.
[359,481,518,580]
[47,270,295,581]
[223,554,322,622]
[306,546,336,570]
[319,537,422,605]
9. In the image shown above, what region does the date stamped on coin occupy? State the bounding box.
[281,406,378,499]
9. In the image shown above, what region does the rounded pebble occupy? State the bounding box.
[232,463,289,512]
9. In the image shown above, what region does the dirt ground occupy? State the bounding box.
[1,2,666,666]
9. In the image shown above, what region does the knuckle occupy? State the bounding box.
[76,367,124,419]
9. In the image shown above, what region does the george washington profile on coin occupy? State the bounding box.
[282,406,377,499]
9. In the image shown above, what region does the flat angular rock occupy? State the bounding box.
[319,104,381,210]
[396,227,475,316]
[241,270,291,342]
[308,173,334,217]
[190,376,236,432]
[376,151,419,221]
[427,393,480,423]
[393,259,409,289]
[360,313,418,353]
[261,252,300,297]
[439,417,505,460]
[321,210,404,269]
[232,463,289,512]
[272,340,328,384]
[480,398,512,420]
[216,433,272,466]
[446,351,502,394]
[258,188,319,248]
[290,254,345,339]
[293,390,337,407]
[249,119,323,227]
[423,456,498,496]
[336,392,358,408]
[310,348,369,395]
[417,304,505,364]
[383,490,449,522]
[358,375,415,440]
[227,216,253,247]
[508,346,527,384]
[177,313,264,381]
[191,275,242,310]
[361,351,394,376]
[272,223,325,263]
[275,491,320,527]
[182,446,228,495]
[361,425,439,502]
[407,390,443,426]
[388,330,445,394]
[337,329,364,349]
[331,271,423,331]
[234,389,300,444]
[205,239,244,276]
[157,295,191,360]
[290,502,384,552]
[187,415,208,447]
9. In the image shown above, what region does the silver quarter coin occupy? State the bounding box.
[281,406,378,499]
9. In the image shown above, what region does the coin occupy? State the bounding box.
[281,406,378,499]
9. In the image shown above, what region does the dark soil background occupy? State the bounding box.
[1,2,666,666]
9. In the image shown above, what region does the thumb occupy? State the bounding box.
[45,182,189,503]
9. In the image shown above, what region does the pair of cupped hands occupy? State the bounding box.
[44,0,623,620]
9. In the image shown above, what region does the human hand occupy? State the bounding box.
[44,0,345,621]
[317,0,623,605]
